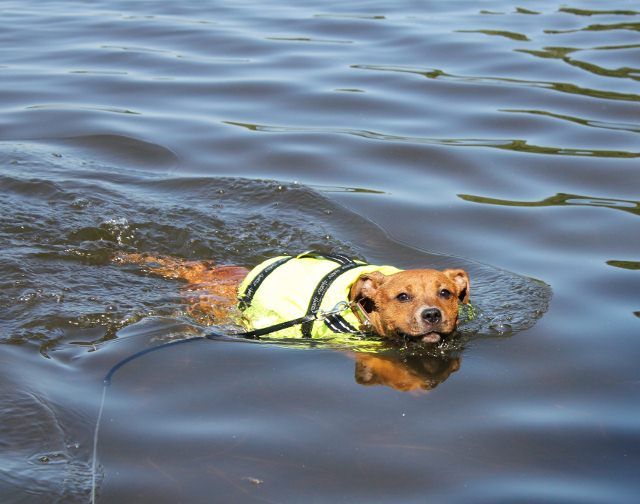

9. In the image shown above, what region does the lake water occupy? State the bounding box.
[1,1,639,502]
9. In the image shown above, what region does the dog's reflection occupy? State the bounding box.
[352,351,461,392]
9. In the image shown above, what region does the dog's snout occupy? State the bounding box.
[421,308,441,324]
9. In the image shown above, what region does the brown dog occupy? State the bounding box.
[115,252,470,345]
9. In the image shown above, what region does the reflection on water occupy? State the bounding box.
[518,46,640,81]
[456,29,530,41]
[459,192,640,216]
[353,63,640,103]
[353,351,461,392]
[265,36,353,44]
[607,260,640,270]
[501,108,640,134]
[559,8,639,16]
[545,22,640,35]
[226,119,639,158]
[26,104,141,115]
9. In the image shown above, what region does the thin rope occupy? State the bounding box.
[91,384,107,504]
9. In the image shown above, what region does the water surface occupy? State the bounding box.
[1,1,639,503]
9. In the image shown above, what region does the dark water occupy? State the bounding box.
[1,1,639,502]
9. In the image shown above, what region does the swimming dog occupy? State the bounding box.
[114,251,470,345]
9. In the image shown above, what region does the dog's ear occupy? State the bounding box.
[349,271,387,312]
[443,269,470,304]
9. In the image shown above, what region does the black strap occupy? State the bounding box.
[301,262,363,338]
[238,252,358,309]
[236,314,316,340]
[301,251,355,266]
[238,256,293,308]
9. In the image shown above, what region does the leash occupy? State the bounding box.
[101,300,362,387]
[90,301,363,503]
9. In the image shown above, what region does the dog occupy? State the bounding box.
[114,251,470,345]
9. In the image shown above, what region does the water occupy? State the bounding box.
[1,1,638,502]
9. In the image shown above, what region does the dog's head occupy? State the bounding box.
[349,268,470,343]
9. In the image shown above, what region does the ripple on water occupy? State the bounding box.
[1,1,638,502]
[0,386,93,501]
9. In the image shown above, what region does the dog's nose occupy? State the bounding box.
[421,308,441,324]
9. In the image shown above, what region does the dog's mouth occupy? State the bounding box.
[395,329,443,344]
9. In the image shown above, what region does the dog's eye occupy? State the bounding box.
[395,292,411,302]
[439,289,452,300]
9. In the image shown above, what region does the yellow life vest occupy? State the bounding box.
[237,252,401,342]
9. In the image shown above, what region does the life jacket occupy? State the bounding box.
[237,252,401,341]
